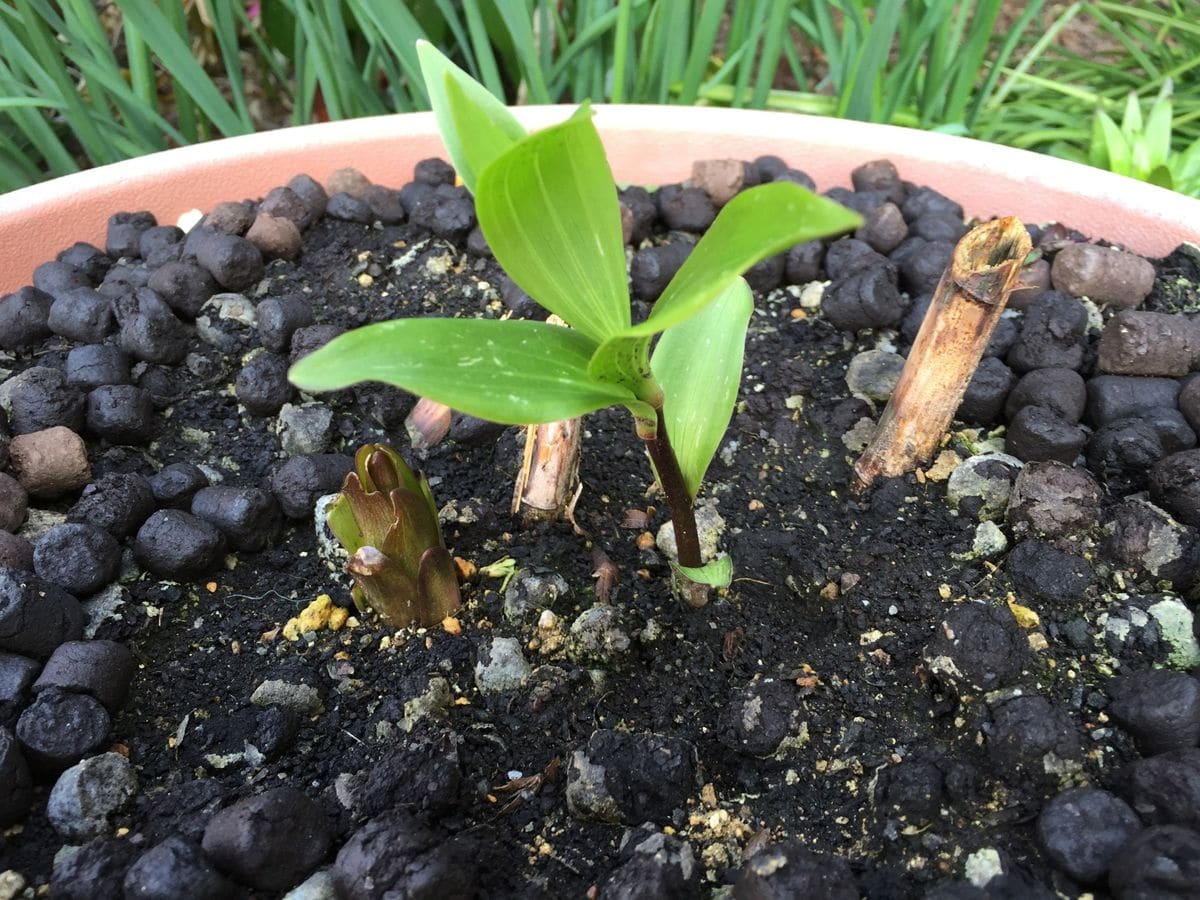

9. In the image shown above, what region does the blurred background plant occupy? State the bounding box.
[1,0,1197,195]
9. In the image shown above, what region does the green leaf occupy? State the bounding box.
[475,103,630,343]
[674,555,733,589]
[628,182,861,338]
[416,39,526,192]
[651,278,753,501]
[1144,84,1173,171]
[586,332,657,405]
[289,318,636,425]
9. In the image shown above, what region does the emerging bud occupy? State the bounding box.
[326,443,461,627]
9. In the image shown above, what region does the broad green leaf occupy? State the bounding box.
[1096,110,1131,176]
[651,278,754,501]
[475,104,630,343]
[674,555,734,589]
[1144,86,1173,170]
[628,182,861,338]
[1119,91,1142,146]
[587,332,657,405]
[416,39,526,192]
[289,318,635,425]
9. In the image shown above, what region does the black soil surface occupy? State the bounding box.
[2,156,1199,900]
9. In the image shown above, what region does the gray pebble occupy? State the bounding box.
[148,462,209,509]
[256,294,314,353]
[16,687,110,773]
[106,211,155,259]
[34,260,91,294]
[475,637,531,695]
[0,651,39,727]
[1006,291,1087,373]
[1087,375,1180,428]
[134,510,225,578]
[270,454,352,519]
[277,402,334,455]
[0,473,27,533]
[1037,787,1141,883]
[190,485,281,552]
[923,601,1028,693]
[34,639,135,711]
[47,751,137,840]
[47,287,114,343]
[1006,460,1102,540]
[1108,825,1200,899]
[734,841,858,900]
[1051,242,1156,308]
[1005,367,1086,424]
[201,787,333,892]
[250,679,322,716]
[0,567,84,659]
[0,726,33,825]
[86,385,154,444]
[1,366,85,435]
[124,834,237,900]
[235,351,294,416]
[194,230,265,291]
[68,473,156,539]
[1098,310,1200,377]
[64,344,131,389]
[1150,449,1200,526]
[333,809,475,900]
[846,350,905,402]
[0,287,54,350]
[1108,669,1200,755]
[147,260,218,319]
[33,523,121,596]
[115,288,191,365]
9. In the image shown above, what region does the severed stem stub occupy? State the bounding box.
[512,416,582,523]
[855,216,1032,487]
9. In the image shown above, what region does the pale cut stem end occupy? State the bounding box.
[406,398,452,449]
[855,216,1032,487]
[512,417,583,523]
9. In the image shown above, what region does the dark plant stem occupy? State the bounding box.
[640,407,708,608]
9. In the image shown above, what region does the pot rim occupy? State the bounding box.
[2,105,1198,292]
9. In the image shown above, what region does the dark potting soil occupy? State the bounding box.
[1,153,1199,900]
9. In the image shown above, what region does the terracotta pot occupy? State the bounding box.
[2,106,1199,294]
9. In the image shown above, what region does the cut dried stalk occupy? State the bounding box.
[512,416,583,522]
[855,216,1032,486]
[405,397,452,449]
[512,315,583,523]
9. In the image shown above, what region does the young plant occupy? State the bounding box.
[291,42,860,606]
[326,442,461,627]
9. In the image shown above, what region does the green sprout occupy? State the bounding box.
[325,443,461,628]
[291,42,861,607]
[1084,79,1200,197]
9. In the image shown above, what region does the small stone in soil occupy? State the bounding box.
[115,288,191,365]
[1118,747,1200,831]
[733,840,859,900]
[1107,669,1200,755]
[0,532,33,571]
[65,344,132,389]
[1009,257,1052,309]
[235,350,294,416]
[1005,367,1086,424]
[1098,310,1200,377]
[289,323,344,365]
[1005,405,1086,465]
[0,650,39,727]
[0,567,84,660]
[0,366,86,434]
[901,186,964,223]
[1005,291,1087,373]
[845,350,905,402]
[601,828,699,900]
[1008,540,1094,604]
[148,461,209,509]
[16,687,110,773]
[923,601,1029,693]
[958,356,1015,425]
[785,240,824,284]
[252,705,300,762]
[1150,449,1200,527]
[825,238,895,281]
[1050,241,1156,308]
[250,678,322,716]
[1006,460,1102,540]
[193,229,265,291]
[329,165,373,195]
[0,472,27,533]
[56,241,112,282]
[47,751,137,840]
[34,259,92,294]
[1086,374,1180,428]
[821,265,904,332]
[34,639,135,711]
[270,453,353,519]
[946,453,1023,522]
[0,725,33,824]
[1086,418,1164,494]
[631,241,693,301]
[892,237,953,295]
[718,678,801,757]
[658,184,715,232]
[190,485,282,552]
[1037,787,1141,884]
[256,294,315,353]
[475,636,531,694]
[1107,825,1200,899]
[566,728,696,825]
[985,692,1082,783]
[86,384,155,444]
[333,808,476,900]
[67,472,156,539]
[124,834,238,900]
[147,260,218,319]
[856,202,908,254]
[49,835,138,900]
[910,212,967,244]
[276,402,334,455]
[33,523,121,597]
[201,786,333,892]
[0,286,54,350]
[348,729,463,818]
[47,287,115,343]
[133,510,226,579]
[1105,497,1199,590]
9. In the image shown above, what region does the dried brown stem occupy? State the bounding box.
[512,417,582,523]
[855,216,1032,486]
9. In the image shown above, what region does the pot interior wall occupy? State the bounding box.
[1,106,1198,294]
